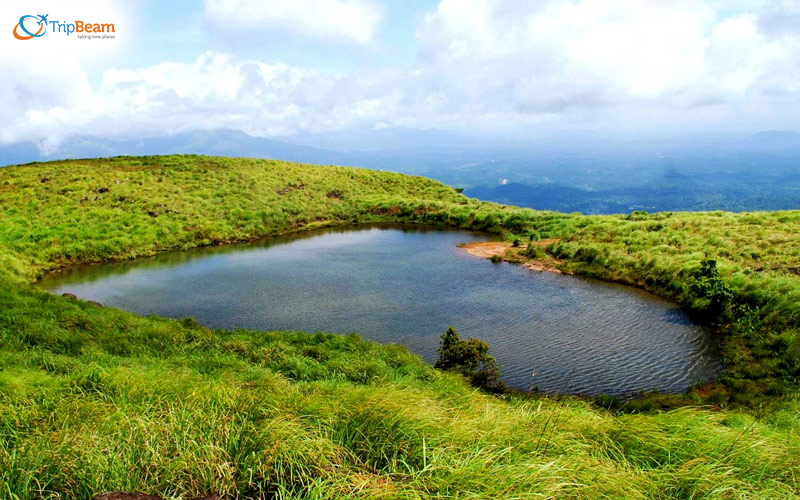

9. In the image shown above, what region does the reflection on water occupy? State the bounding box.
[41,225,721,396]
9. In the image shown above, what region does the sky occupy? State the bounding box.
[2,0,800,148]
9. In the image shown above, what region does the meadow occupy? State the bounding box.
[0,155,798,499]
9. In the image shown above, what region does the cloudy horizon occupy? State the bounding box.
[3,0,800,149]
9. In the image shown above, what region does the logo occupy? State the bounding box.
[12,13,116,40]
[13,14,47,40]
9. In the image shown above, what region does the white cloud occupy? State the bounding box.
[414,0,800,116]
[204,0,382,44]
[0,0,135,143]
[2,50,402,143]
[4,0,800,145]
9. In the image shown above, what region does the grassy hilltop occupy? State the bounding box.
[0,155,798,499]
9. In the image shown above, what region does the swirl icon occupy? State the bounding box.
[13,14,47,40]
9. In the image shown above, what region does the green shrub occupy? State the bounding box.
[691,259,733,322]
[434,326,504,392]
[524,243,542,259]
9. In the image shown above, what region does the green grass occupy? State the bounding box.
[1,155,799,498]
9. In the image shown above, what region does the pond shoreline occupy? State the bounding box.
[41,224,720,398]
[35,219,726,406]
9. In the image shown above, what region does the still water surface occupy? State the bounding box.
[41,226,721,396]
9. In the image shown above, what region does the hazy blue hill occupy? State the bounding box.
[741,130,800,150]
[277,126,475,152]
[0,129,343,166]
[0,141,41,166]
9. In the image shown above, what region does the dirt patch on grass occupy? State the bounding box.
[460,241,512,258]
[276,183,305,195]
[460,239,568,274]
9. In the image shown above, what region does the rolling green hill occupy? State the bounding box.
[1,156,798,499]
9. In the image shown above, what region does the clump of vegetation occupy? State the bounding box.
[691,258,734,321]
[434,326,504,392]
[523,242,543,259]
[626,209,650,220]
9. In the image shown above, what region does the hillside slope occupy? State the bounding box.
[0,156,798,499]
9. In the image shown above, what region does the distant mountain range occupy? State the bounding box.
[0,129,345,167]
[4,128,800,168]
[739,130,800,149]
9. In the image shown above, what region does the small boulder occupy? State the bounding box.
[61,292,77,299]
[147,211,159,217]
[87,300,104,308]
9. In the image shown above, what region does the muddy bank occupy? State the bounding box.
[459,240,570,274]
